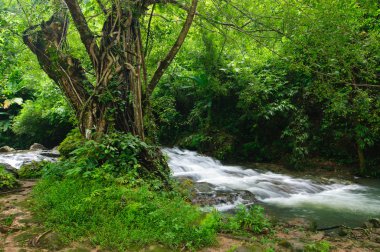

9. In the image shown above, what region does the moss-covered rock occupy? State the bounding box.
[57,129,85,159]
[18,161,49,179]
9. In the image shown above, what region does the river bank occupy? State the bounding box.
[1,147,380,251]
[1,180,380,251]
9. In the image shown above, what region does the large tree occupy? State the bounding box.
[22,0,197,140]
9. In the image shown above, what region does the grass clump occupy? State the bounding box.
[0,166,19,190]
[220,205,271,235]
[305,241,331,252]
[32,178,219,250]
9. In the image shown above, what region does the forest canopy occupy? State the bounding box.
[0,0,379,176]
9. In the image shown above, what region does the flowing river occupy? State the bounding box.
[1,147,379,228]
[0,150,58,168]
[163,148,380,228]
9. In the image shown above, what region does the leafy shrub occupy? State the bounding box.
[54,132,170,184]
[18,161,50,179]
[221,205,271,235]
[57,129,84,159]
[180,133,212,151]
[0,166,18,190]
[12,87,74,148]
[179,131,235,160]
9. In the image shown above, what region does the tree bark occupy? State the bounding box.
[23,3,145,140]
[22,12,92,128]
[23,0,197,141]
[357,143,366,174]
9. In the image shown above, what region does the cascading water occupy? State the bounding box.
[1,147,378,227]
[0,151,58,169]
[163,147,380,227]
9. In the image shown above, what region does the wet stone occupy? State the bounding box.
[0,146,15,153]
[278,239,292,248]
[362,221,374,229]
[338,228,349,237]
[192,189,257,208]
[29,143,47,151]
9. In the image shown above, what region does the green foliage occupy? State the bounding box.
[0,215,15,227]
[178,132,235,160]
[221,205,271,235]
[149,0,380,175]
[304,241,331,252]
[57,129,85,159]
[0,166,18,190]
[32,177,218,250]
[281,112,311,170]
[12,86,74,148]
[18,161,50,179]
[0,1,73,149]
[31,133,223,250]
[1,0,379,177]
[52,132,169,183]
[180,133,212,151]
[31,132,272,250]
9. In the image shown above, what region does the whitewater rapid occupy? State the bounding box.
[0,151,57,169]
[163,148,380,216]
[1,147,378,225]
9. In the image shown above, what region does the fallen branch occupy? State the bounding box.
[30,230,52,247]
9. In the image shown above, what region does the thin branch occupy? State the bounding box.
[16,0,32,26]
[144,3,156,57]
[349,84,380,88]
[146,0,198,99]
[150,13,173,22]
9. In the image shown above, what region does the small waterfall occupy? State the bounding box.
[163,148,380,217]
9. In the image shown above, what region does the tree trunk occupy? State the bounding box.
[23,3,145,140]
[23,0,198,141]
[85,3,145,140]
[357,143,366,174]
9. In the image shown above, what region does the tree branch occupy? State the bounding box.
[64,0,99,68]
[95,0,107,15]
[23,12,91,113]
[144,3,156,57]
[145,0,198,99]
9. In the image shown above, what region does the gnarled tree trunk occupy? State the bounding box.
[23,0,198,141]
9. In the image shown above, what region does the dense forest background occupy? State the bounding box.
[1,0,379,176]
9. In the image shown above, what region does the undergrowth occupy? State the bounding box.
[32,178,218,250]
[30,132,271,251]
[0,166,18,190]
[220,205,271,235]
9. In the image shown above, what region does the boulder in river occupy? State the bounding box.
[0,146,15,152]
[30,143,47,151]
[0,163,19,178]
[39,150,60,158]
